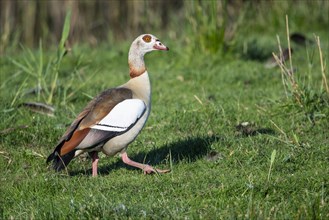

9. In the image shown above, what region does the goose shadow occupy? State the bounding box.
[70,135,221,176]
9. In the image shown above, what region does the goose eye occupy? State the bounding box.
[142,35,152,43]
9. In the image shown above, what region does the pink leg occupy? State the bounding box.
[91,152,99,177]
[121,152,170,174]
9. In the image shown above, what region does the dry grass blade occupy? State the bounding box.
[267,149,277,182]
[272,52,301,104]
[274,35,288,97]
[272,15,302,106]
[194,95,203,105]
[314,35,329,94]
[286,15,293,76]
[265,47,292,69]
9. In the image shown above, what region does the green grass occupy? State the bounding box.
[1,5,329,220]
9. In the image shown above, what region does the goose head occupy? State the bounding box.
[129,34,169,57]
[128,34,169,78]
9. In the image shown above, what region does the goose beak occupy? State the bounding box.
[153,40,169,51]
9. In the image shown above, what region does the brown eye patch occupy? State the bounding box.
[142,35,152,43]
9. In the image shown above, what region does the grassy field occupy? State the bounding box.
[1,2,329,219]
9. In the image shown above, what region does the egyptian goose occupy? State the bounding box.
[47,34,169,176]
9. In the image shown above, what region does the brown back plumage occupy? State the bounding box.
[47,88,133,171]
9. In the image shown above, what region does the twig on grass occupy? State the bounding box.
[0,125,29,135]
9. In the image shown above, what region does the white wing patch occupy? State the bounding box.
[91,99,146,132]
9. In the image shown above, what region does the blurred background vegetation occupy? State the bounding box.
[1,0,328,55]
